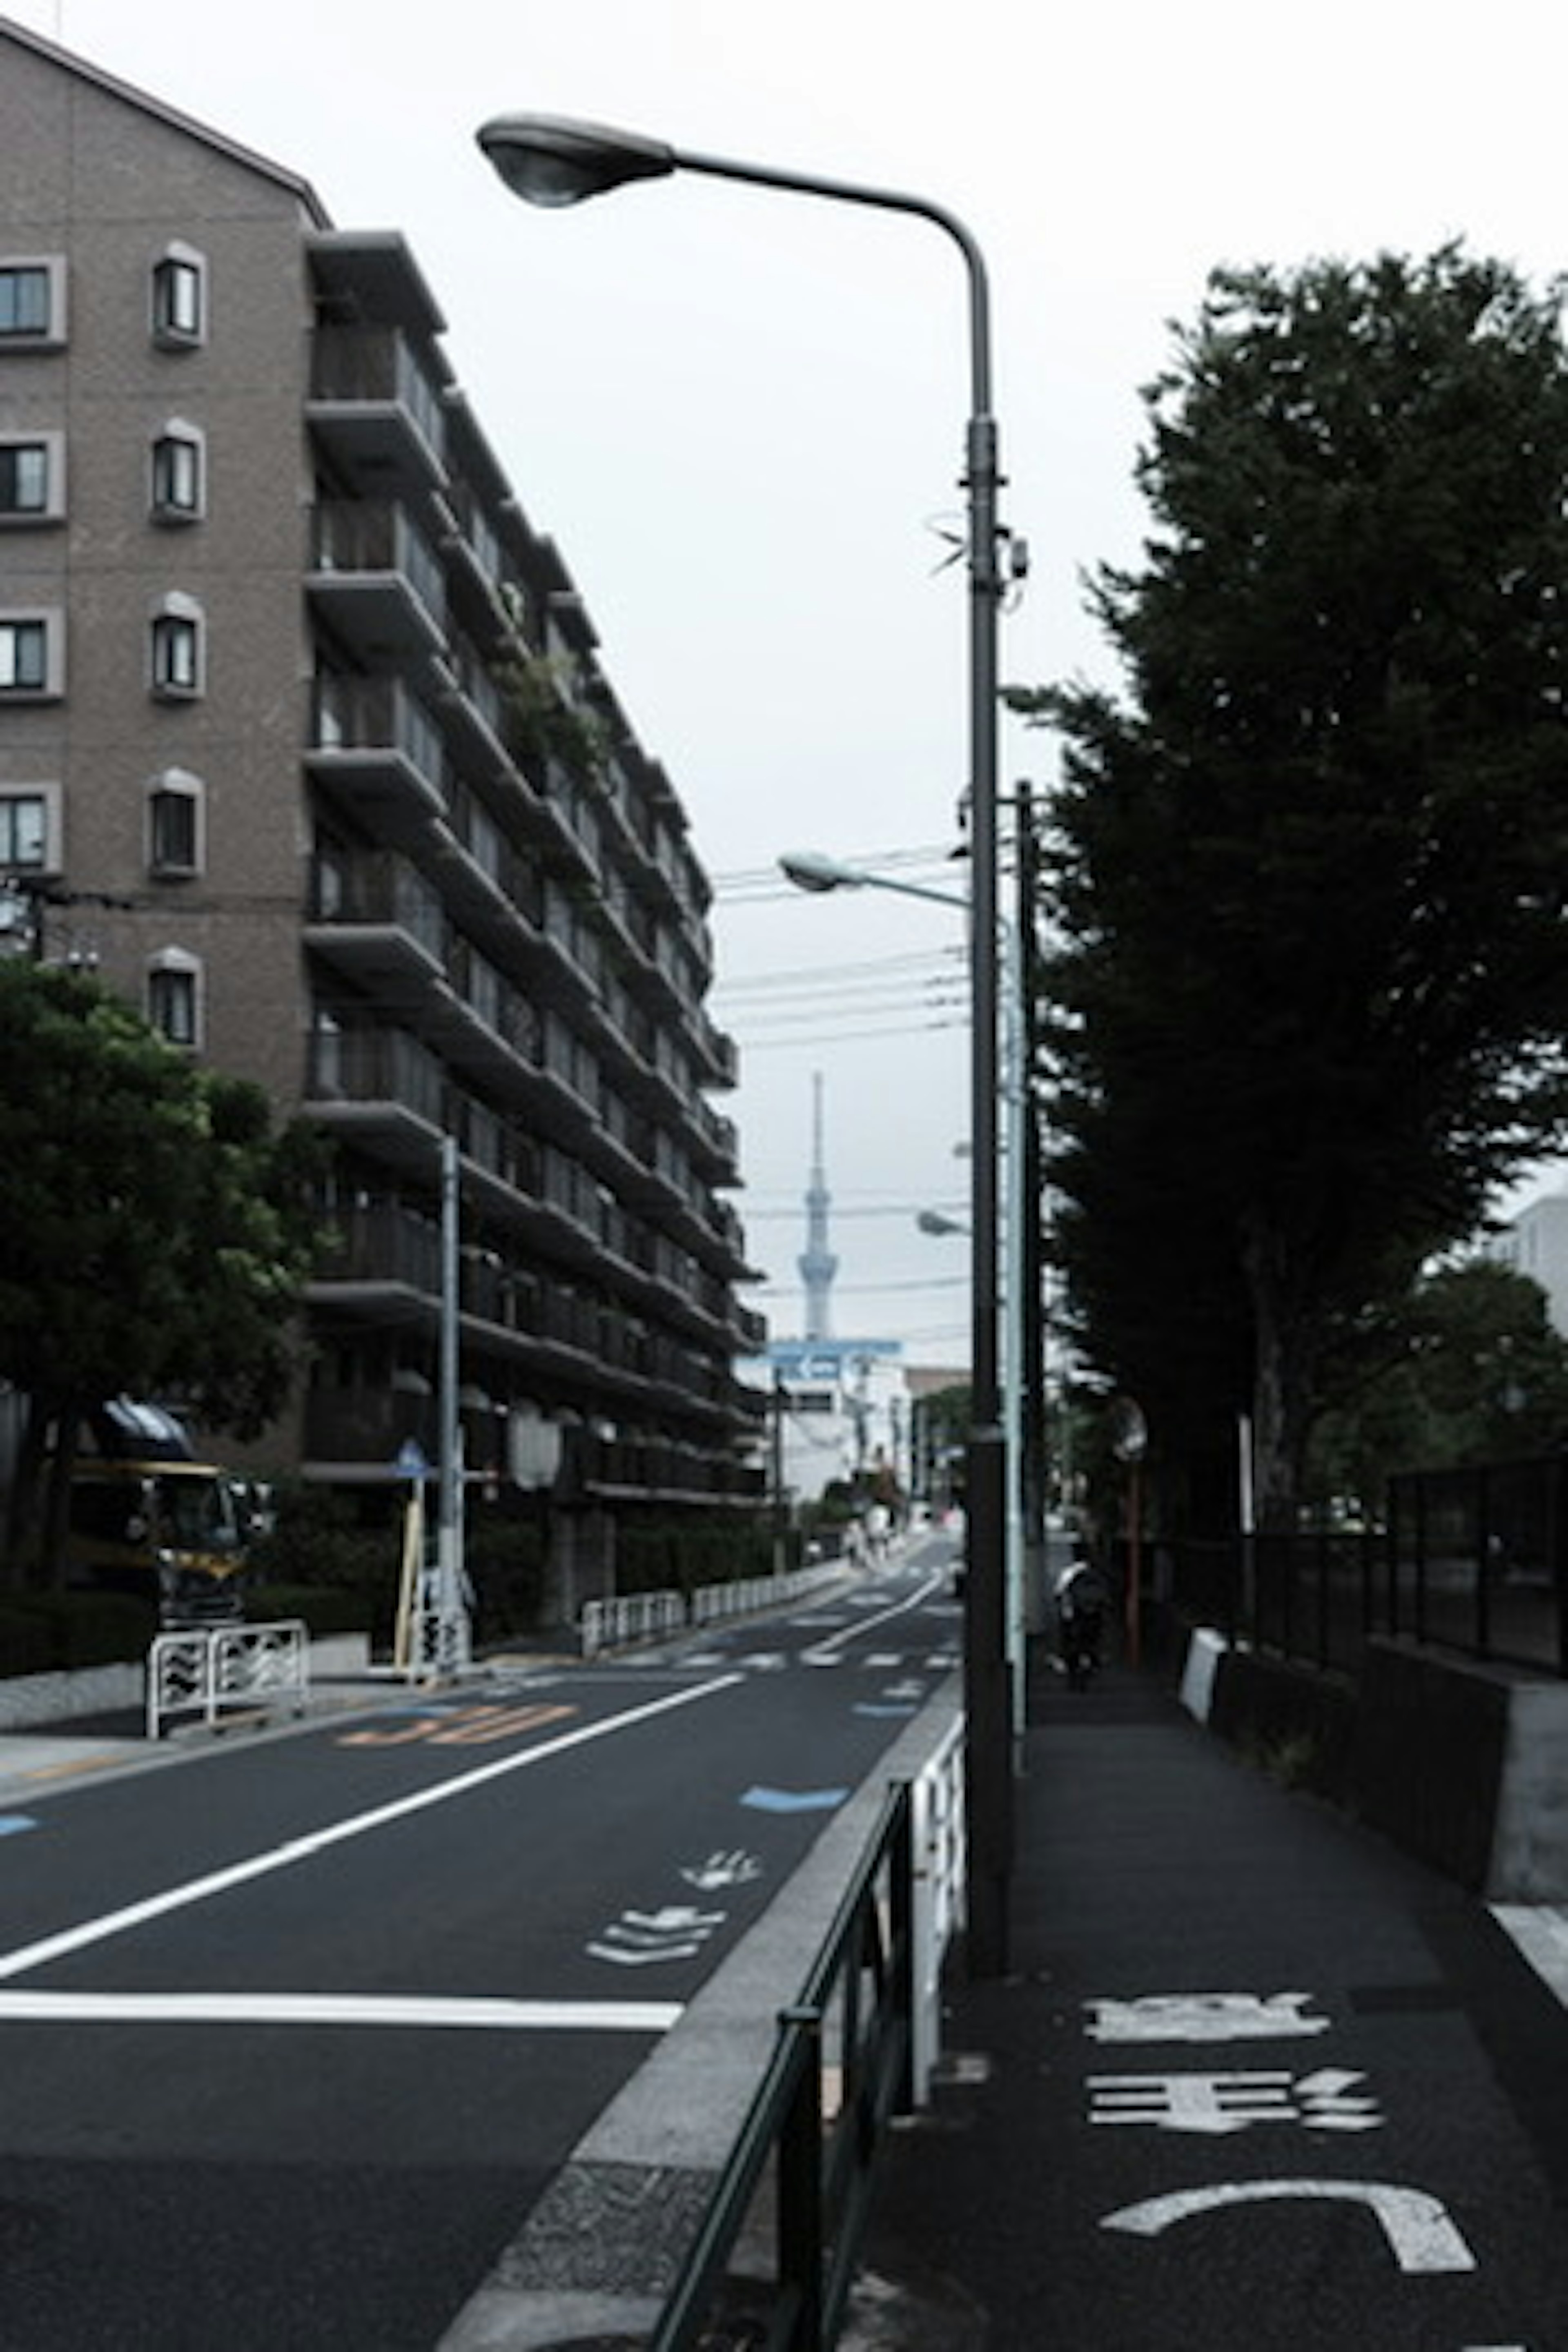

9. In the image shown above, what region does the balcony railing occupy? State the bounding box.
[311,499,447,640]
[309,849,445,961]
[310,325,448,463]
[306,1026,445,1126]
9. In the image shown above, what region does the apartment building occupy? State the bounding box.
[0,20,766,1607]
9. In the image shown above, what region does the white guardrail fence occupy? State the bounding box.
[146,1618,311,1740]
[909,1708,967,2103]
[579,1561,847,1659]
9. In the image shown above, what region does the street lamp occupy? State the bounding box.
[782,845,1031,1767]
[479,109,1012,1975]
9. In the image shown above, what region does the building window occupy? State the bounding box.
[150,597,203,699]
[150,423,204,522]
[0,257,64,347]
[0,613,60,697]
[0,786,54,871]
[147,768,203,876]
[151,246,205,348]
[0,435,63,522]
[147,951,200,1047]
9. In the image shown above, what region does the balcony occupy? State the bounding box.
[305,849,445,996]
[303,1026,445,1175]
[307,326,447,493]
[306,1199,441,1321]
[307,676,450,842]
[308,499,447,665]
[690,1011,740,1091]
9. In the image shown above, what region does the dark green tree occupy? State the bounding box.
[0,962,326,1580]
[1307,1258,1568,1507]
[1025,247,1568,1528]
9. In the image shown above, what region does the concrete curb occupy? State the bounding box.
[437,1683,964,2352]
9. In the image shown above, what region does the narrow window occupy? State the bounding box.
[151,247,205,348]
[0,791,48,869]
[0,617,48,693]
[150,424,203,521]
[147,770,203,875]
[0,441,49,517]
[0,261,60,343]
[148,953,200,1047]
[150,599,203,699]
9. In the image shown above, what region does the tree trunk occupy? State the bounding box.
[1239,1211,1314,1533]
[3,1392,52,1588]
[40,1397,82,1592]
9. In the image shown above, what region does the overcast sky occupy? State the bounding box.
[14,0,1568,1358]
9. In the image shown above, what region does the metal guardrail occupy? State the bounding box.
[579,1589,686,1658]
[146,1619,310,1739]
[651,1713,966,2351]
[690,1562,844,1627]
[907,1714,966,2103]
[579,1562,846,1658]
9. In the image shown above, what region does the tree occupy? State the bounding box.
[0,963,326,1579]
[1026,247,1568,1530]
[1307,1259,1568,1508]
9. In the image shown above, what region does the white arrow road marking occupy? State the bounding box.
[0,1674,743,1987]
[1102,2180,1477,2272]
[586,1941,704,1967]
[680,1851,762,1891]
[0,1990,680,2031]
[619,1907,726,1933]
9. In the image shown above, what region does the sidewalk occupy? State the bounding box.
[846,1650,1568,2350]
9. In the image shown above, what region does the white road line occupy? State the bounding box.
[803,1572,947,1661]
[0,1990,680,2032]
[0,1674,742,1987]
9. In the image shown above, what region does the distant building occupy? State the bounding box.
[1491,1193,1568,1338]
[0,20,765,1614]
[755,1339,909,1508]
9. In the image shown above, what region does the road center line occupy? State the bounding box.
[0,1674,743,1987]
[0,1990,681,2033]
[804,1571,947,1658]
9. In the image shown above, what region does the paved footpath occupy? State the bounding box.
[849,1659,1568,2351]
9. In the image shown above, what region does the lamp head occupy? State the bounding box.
[778,849,863,895]
[477,114,677,208]
[916,1209,967,1237]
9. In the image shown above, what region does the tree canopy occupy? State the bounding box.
[0,962,326,1574]
[1025,246,1568,1528]
[1307,1258,1568,1510]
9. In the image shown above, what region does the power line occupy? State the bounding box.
[711,842,965,903]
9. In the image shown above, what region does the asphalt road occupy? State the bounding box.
[0,1539,962,2350]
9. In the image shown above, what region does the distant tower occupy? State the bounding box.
[798,1071,839,1341]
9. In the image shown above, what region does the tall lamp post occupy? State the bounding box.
[479,114,1013,1971]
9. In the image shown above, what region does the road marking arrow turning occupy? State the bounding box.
[1102,2179,1477,2273]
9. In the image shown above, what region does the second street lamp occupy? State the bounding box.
[781,848,1033,1757]
[479,110,1013,1975]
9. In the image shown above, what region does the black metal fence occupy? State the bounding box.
[650,1779,917,2352]
[1163,1454,1568,1680]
